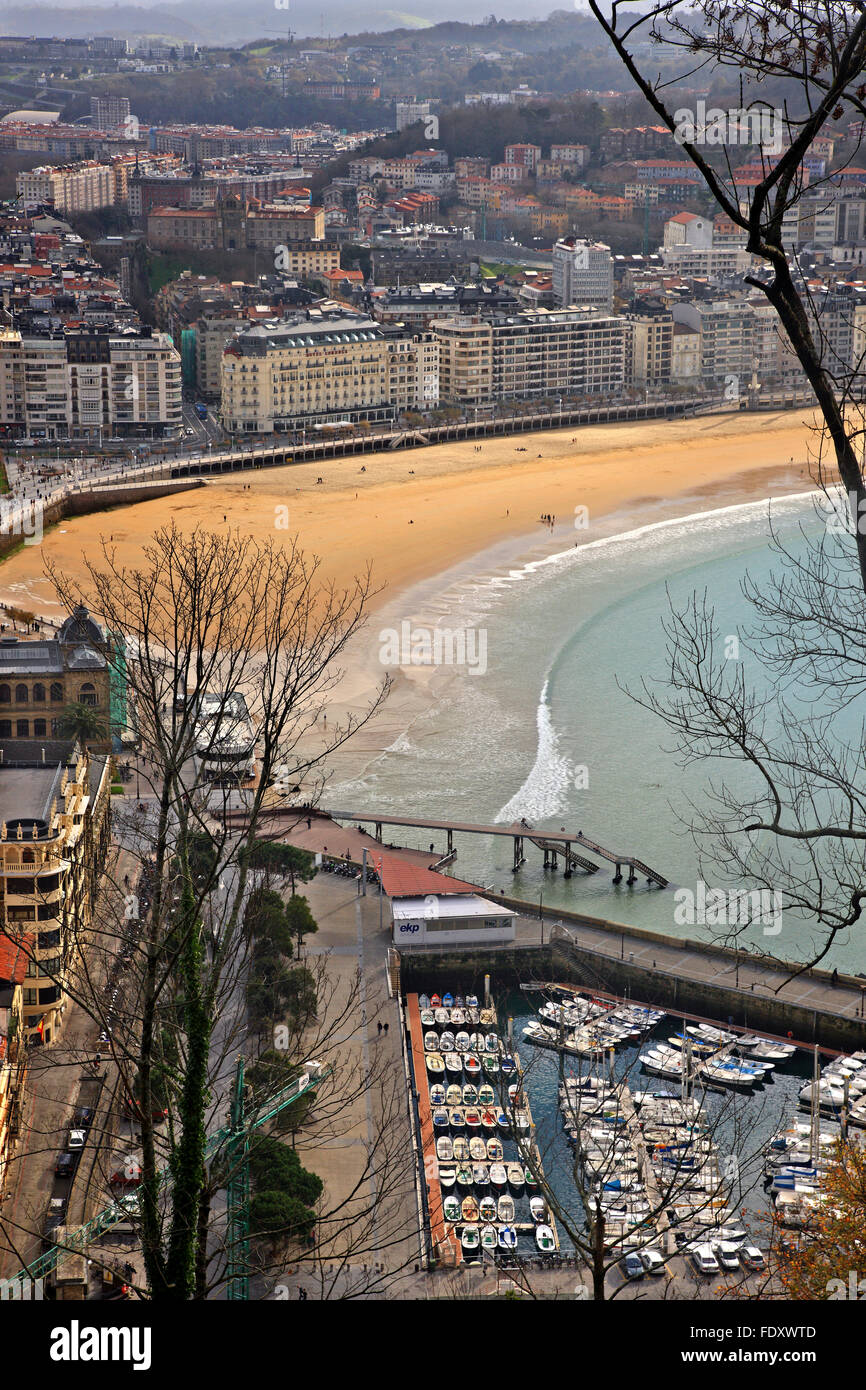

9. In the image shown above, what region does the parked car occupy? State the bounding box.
[42,1195,67,1243]
[622,1252,645,1280]
[72,1107,94,1128]
[68,1128,86,1151]
[740,1244,767,1271]
[691,1244,720,1276]
[55,1152,75,1178]
[639,1249,667,1275]
[714,1242,742,1273]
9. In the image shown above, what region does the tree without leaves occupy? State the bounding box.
[587,0,866,589]
[10,523,408,1301]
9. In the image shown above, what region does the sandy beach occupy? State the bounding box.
[0,407,823,779]
[0,407,821,621]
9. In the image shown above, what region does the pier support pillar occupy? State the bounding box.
[375,822,382,843]
[543,848,549,868]
[627,866,636,886]
[447,829,453,855]
[512,836,523,873]
[613,862,623,884]
[563,845,572,880]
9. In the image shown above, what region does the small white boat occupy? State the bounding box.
[472,1162,490,1187]
[479,1194,497,1223]
[485,1032,499,1052]
[478,1084,495,1107]
[443,1194,460,1222]
[432,1106,449,1129]
[486,1136,503,1162]
[498,1225,517,1251]
[442,992,454,1008]
[439,1165,456,1190]
[445,1053,463,1076]
[449,1107,466,1130]
[418,994,430,1010]
[462,1084,479,1107]
[420,1008,435,1026]
[452,1137,470,1162]
[451,1009,466,1027]
[463,1054,481,1077]
[434,1007,449,1026]
[436,1135,453,1161]
[480,1223,498,1251]
[469,1136,487,1162]
[489,1162,508,1189]
[461,1224,480,1255]
[507,1163,525,1190]
[455,1030,470,1051]
[498,1193,515,1223]
[535,1224,555,1253]
[439,1031,455,1053]
[430,1083,446,1106]
[426,1053,444,1076]
[424,1030,440,1052]
[530,1195,547,1223]
[445,1084,463,1107]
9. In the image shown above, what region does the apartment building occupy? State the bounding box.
[90,95,131,129]
[0,931,28,1195]
[0,326,182,439]
[552,237,614,311]
[627,308,674,384]
[0,741,111,1046]
[437,307,631,406]
[671,323,701,383]
[504,144,541,171]
[17,161,116,213]
[221,312,437,431]
[672,299,756,383]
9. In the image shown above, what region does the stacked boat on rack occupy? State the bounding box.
[421,991,518,1095]
[421,989,554,1260]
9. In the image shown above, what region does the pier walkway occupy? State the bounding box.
[321,808,669,887]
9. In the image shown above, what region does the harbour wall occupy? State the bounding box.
[396,913,866,1053]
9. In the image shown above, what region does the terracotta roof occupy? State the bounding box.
[370,851,480,899]
[0,931,32,987]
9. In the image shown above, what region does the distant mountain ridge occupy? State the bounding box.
[0,2,595,46]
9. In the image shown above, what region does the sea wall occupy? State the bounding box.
[0,479,204,563]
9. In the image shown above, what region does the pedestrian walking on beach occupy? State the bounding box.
[383,1022,389,1036]
[832,968,839,987]
[377,1021,383,1037]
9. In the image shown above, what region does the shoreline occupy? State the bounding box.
[0,408,822,787]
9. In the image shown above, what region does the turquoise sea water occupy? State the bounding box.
[334,488,865,972]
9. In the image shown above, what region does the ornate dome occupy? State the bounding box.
[57,604,104,648]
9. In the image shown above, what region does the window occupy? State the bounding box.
[79,683,98,707]
[33,683,45,702]
[0,685,9,704]
[15,684,28,703]
[0,721,10,737]
[16,720,28,737]
[50,683,63,703]
[34,719,46,736]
